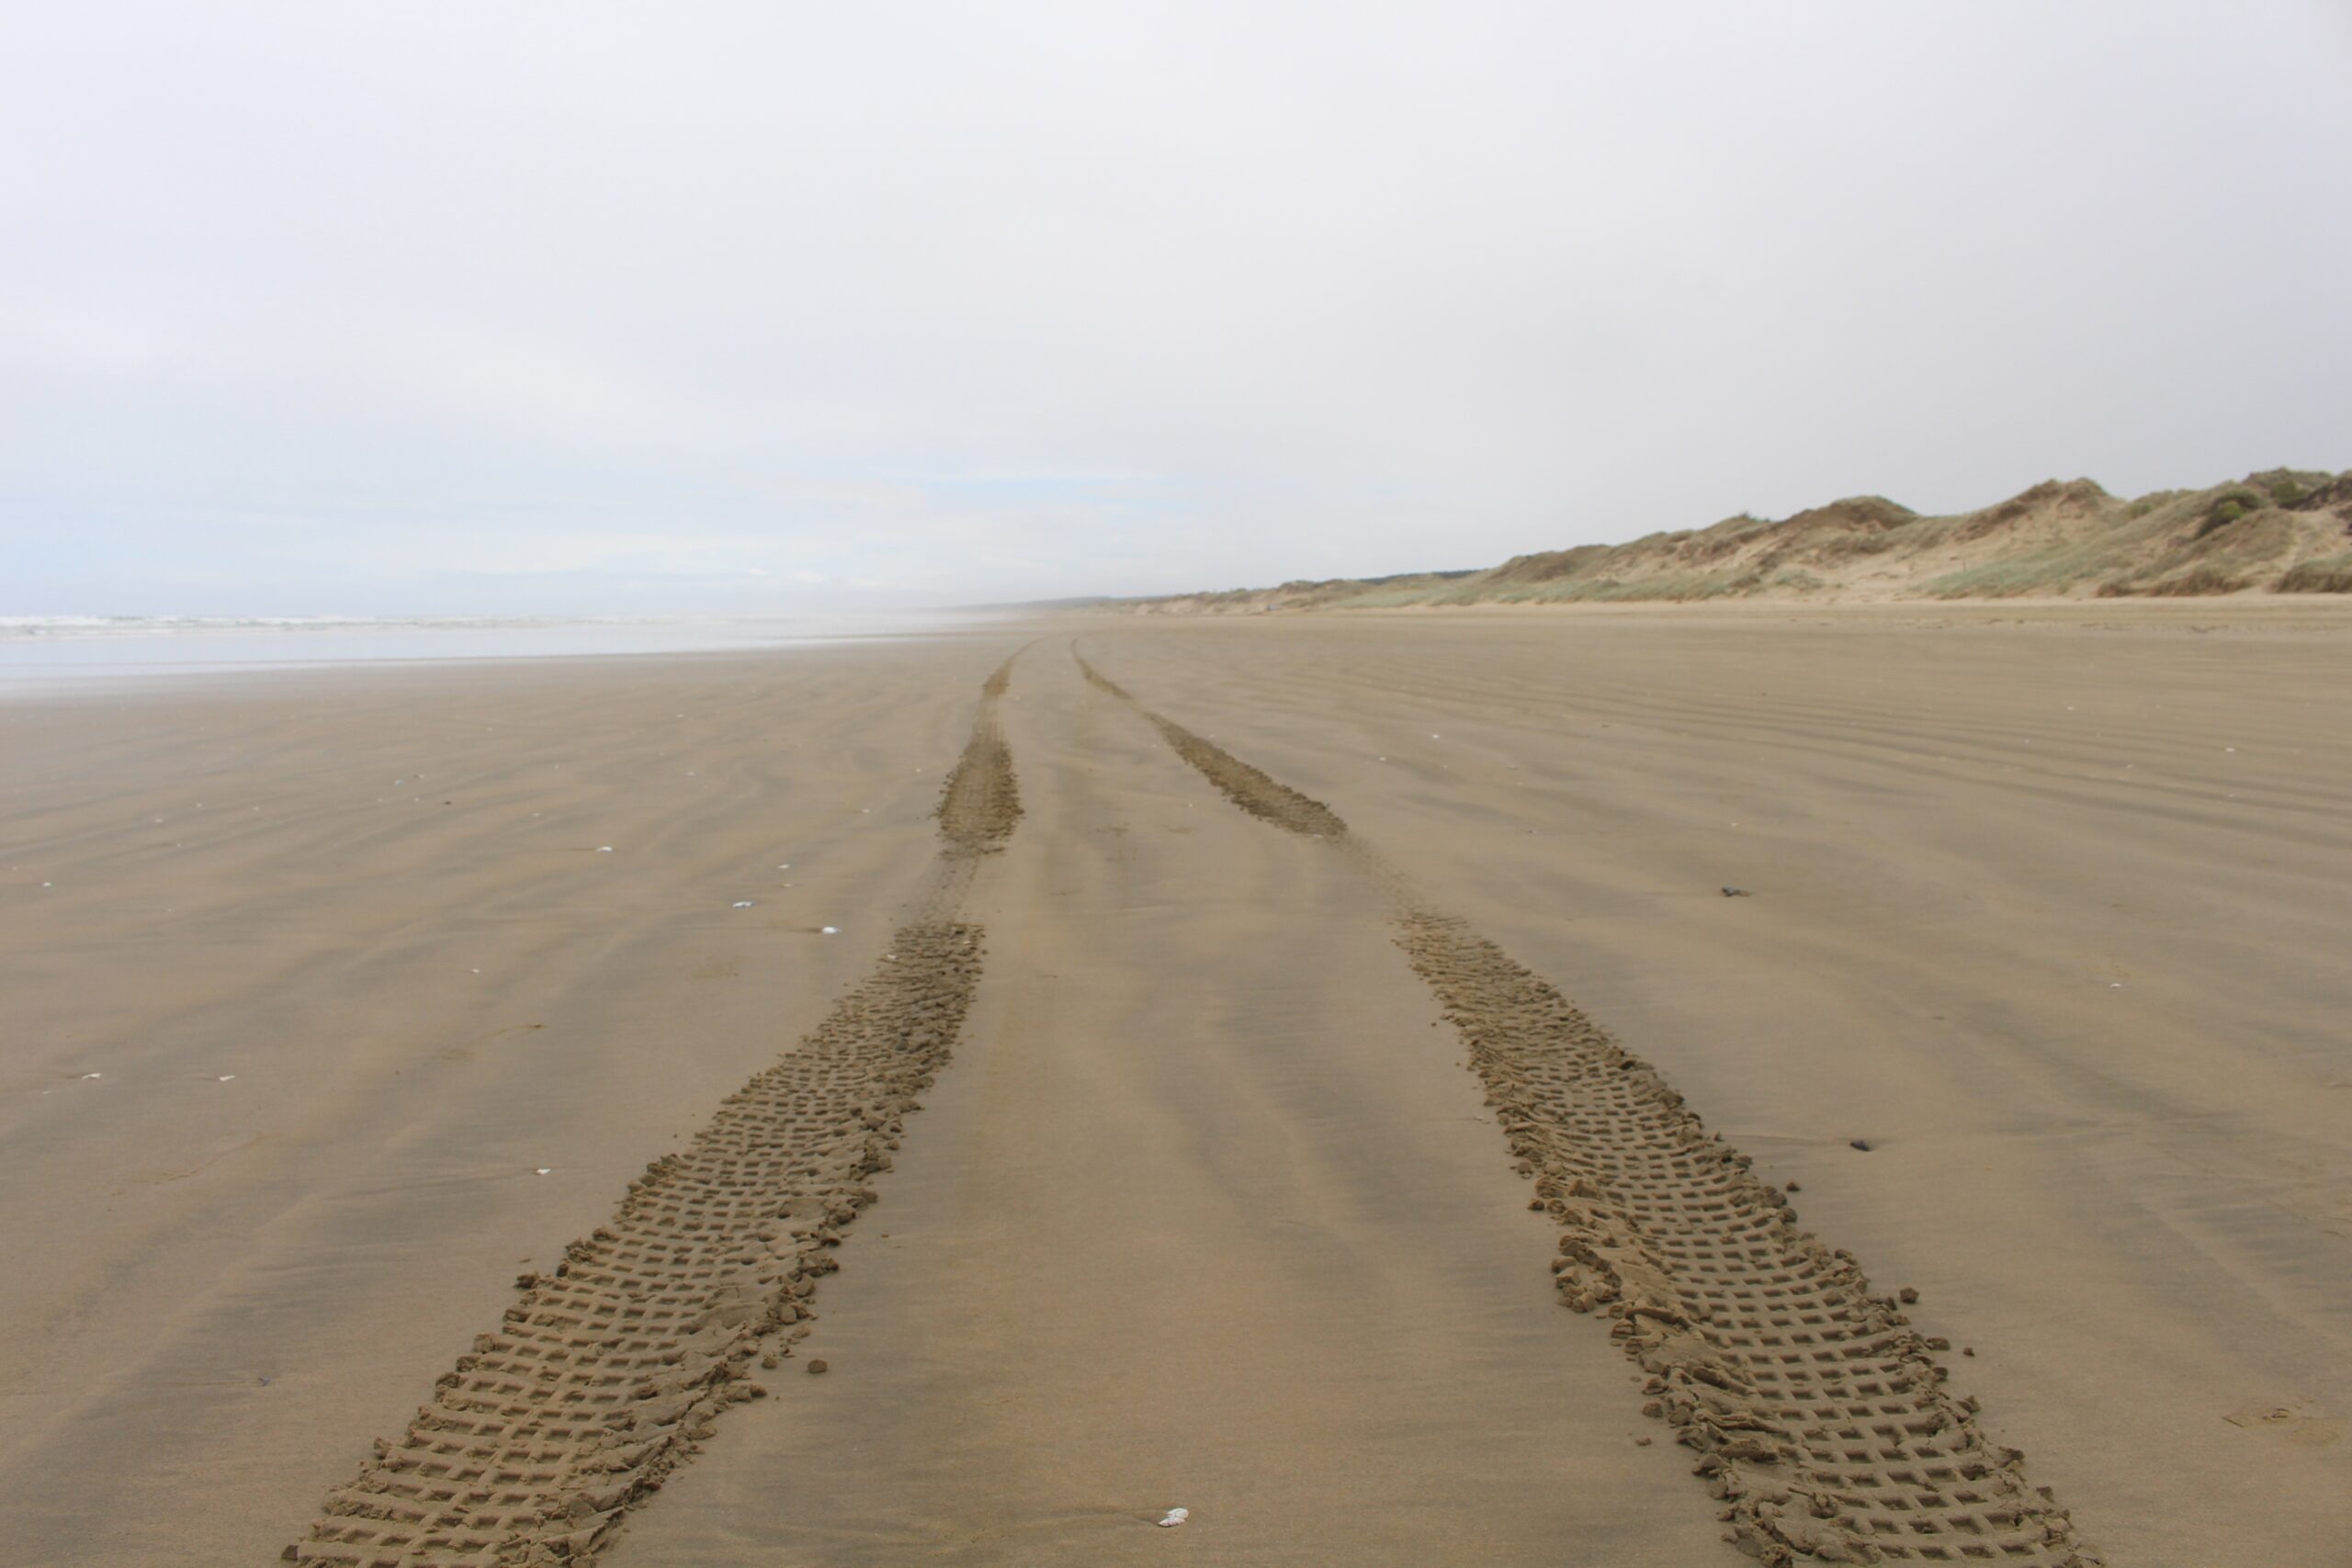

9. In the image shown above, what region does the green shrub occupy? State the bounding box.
[2276,556,2352,593]
[2193,491,2265,539]
[2144,566,2247,596]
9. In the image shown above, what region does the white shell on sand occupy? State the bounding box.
[1158,1508,1189,1528]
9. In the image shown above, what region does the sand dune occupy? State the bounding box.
[1,604,2346,1565]
[1127,468,2352,609]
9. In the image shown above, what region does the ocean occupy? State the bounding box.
[0,614,971,689]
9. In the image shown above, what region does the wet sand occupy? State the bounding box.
[1,604,2346,1565]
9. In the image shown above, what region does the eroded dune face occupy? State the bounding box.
[1,605,2344,1568]
[1125,468,2352,611]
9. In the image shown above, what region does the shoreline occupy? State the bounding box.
[0,614,1001,701]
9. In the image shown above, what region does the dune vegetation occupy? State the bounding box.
[1128,468,2352,611]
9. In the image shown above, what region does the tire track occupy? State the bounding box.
[1075,652,1343,839]
[1074,642,2094,1567]
[936,653,1024,855]
[285,657,1023,1567]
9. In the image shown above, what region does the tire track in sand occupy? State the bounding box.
[936,651,1024,855]
[1074,644,2096,1568]
[285,655,1023,1567]
[1077,654,1344,839]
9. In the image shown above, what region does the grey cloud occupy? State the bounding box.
[4,1,2347,612]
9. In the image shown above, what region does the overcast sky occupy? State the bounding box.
[4,3,2347,615]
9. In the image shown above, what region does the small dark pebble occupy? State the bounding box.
[806,1359,829,1375]
[1849,1139,1872,1152]
[1721,886,1750,897]
[1898,1287,1919,1304]
[1785,1180,1801,1192]
[1963,1347,1975,1357]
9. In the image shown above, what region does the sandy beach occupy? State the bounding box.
[2,605,2346,1566]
